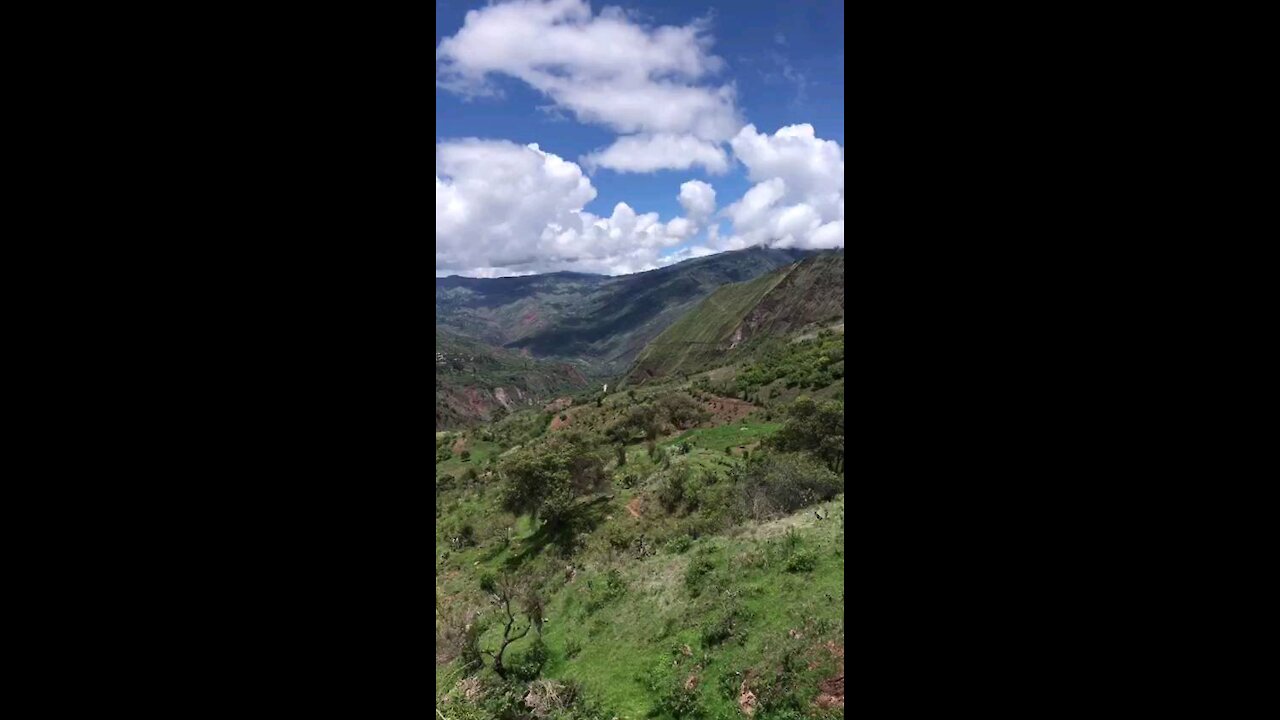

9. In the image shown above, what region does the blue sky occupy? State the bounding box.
[436,0,844,276]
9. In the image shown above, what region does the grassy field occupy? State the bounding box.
[437,438,503,478]
[664,422,782,453]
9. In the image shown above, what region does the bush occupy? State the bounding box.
[700,596,751,646]
[785,549,817,573]
[460,450,471,462]
[684,551,716,596]
[586,569,627,612]
[510,636,550,681]
[666,534,693,554]
[641,655,704,719]
[735,452,842,520]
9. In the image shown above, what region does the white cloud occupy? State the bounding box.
[718,124,844,250]
[678,180,716,221]
[436,138,715,276]
[584,134,729,174]
[437,0,742,172]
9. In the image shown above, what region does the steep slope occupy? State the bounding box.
[435,329,591,429]
[624,251,844,384]
[435,247,817,377]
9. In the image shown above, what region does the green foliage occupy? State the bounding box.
[685,549,717,596]
[737,333,844,393]
[784,550,817,573]
[666,534,693,554]
[641,652,706,719]
[768,397,844,472]
[461,449,471,461]
[586,568,627,612]
[734,452,842,520]
[700,594,751,647]
[499,433,608,530]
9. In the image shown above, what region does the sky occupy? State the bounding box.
[436,0,844,277]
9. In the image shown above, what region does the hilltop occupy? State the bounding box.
[436,247,819,379]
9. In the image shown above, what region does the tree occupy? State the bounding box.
[768,397,844,472]
[499,434,608,531]
[478,573,545,679]
[655,392,709,430]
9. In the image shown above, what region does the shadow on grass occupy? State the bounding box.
[502,494,615,570]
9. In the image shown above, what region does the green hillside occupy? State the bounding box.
[626,270,789,384]
[436,248,845,720]
[623,252,845,386]
[436,247,818,378]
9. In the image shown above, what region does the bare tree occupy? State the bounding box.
[480,574,545,679]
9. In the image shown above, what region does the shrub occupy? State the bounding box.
[735,452,842,520]
[785,549,817,573]
[510,636,550,681]
[666,534,693,554]
[460,450,471,462]
[700,596,751,646]
[684,552,716,596]
[586,569,626,612]
[641,655,704,719]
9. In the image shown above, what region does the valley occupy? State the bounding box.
[436,251,845,719]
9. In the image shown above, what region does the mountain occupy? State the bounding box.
[435,247,818,378]
[435,328,591,429]
[624,251,844,384]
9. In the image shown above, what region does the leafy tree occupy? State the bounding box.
[768,396,844,472]
[499,433,608,531]
[655,392,709,430]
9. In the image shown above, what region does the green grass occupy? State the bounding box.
[627,270,790,384]
[437,438,502,478]
[664,422,782,452]
[527,497,844,718]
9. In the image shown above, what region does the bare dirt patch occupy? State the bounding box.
[813,642,845,709]
[451,436,468,454]
[814,674,844,709]
[549,407,581,431]
[544,397,573,413]
[626,496,643,518]
[700,396,756,424]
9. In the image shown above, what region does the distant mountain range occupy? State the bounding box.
[434,247,841,428]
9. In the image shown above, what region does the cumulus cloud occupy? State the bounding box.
[678,180,716,221]
[436,138,718,276]
[717,124,844,250]
[437,0,742,172]
[583,134,730,174]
